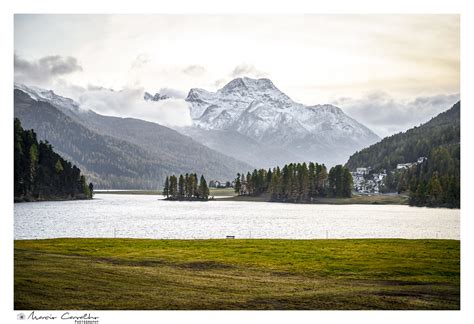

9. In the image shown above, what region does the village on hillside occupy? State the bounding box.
[351,157,428,194]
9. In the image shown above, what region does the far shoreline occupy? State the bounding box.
[92,189,459,209]
[94,189,411,206]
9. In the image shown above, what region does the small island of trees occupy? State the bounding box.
[163,173,210,201]
[234,162,353,203]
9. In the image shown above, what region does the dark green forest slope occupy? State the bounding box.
[14,118,92,202]
[346,102,460,171]
[346,101,460,208]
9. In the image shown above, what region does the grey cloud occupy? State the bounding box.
[14,54,82,86]
[214,78,227,88]
[230,63,268,78]
[182,65,206,76]
[333,92,460,138]
[78,86,192,127]
[87,84,114,92]
[158,87,186,99]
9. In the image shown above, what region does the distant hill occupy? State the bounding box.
[346,101,460,171]
[14,86,253,189]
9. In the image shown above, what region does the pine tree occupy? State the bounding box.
[199,175,210,200]
[427,172,443,206]
[55,160,64,174]
[178,174,185,198]
[163,176,169,198]
[415,180,427,205]
[246,172,252,195]
[169,175,178,198]
[342,167,353,198]
[88,182,94,198]
[234,173,241,194]
[192,173,198,198]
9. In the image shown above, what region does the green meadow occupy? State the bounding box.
[14,238,459,310]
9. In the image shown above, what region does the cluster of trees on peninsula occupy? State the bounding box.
[163,173,210,200]
[14,118,93,202]
[234,162,353,202]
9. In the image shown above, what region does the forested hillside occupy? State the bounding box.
[346,101,460,208]
[346,101,460,171]
[14,118,93,202]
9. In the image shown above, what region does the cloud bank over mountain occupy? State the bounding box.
[14,54,192,127]
[78,87,193,127]
[333,92,461,137]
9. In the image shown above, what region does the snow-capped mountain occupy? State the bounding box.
[14,83,82,113]
[183,77,380,167]
[14,83,253,188]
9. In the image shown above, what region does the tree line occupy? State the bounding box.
[234,162,353,202]
[382,145,460,208]
[14,118,93,202]
[163,173,210,200]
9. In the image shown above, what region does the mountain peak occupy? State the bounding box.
[14,83,82,112]
[220,77,277,93]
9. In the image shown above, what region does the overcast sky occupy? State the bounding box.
[14,14,460,136]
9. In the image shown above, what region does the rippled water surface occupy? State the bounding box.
[14,194,460,240]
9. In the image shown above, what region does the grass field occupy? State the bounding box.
[14,238,459,310]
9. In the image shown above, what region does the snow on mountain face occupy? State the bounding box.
[185,77,380,147]
[14,83,83,113]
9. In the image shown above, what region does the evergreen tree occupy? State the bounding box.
[184,173,190,198]
[169,175,178,198]
[88,182,94,198]
[427,172,443,206]
[192,173,198,198]
[178,174,185,198]
[342,167,353,198]
[188,174,196,198]
[234,173,241,194]
[246,172,252,195]
[199,175,210,200]
[163,176,169,198]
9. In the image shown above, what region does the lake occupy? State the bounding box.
[14,194,460,240]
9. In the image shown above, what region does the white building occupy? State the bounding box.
[397,163,413,170]
[418,156,428,164]
[356,167,369,175]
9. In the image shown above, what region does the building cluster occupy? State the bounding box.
[351,167,387,194]
[352,156,428,194]
[209,180,232,188]
[396,156,428,170]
